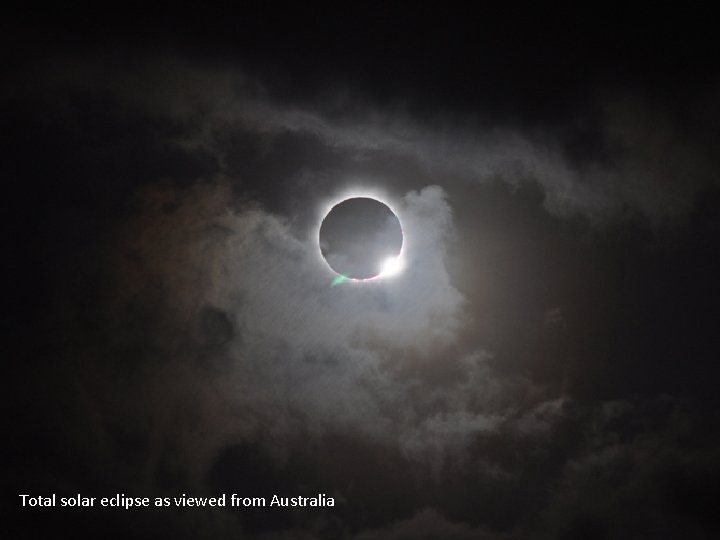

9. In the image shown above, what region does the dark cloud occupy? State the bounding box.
[29,55,718,225]
[7,16,720,540]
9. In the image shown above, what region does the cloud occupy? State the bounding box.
[36,55,719,226]
[352,508,508,540]
[76,174,577,504]
[93,179,470,461]
[10,51,720,539]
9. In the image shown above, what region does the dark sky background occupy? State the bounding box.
[6,5,720,539]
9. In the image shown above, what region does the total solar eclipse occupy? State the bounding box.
[319,197,404,281]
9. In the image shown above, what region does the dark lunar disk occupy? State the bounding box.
[319,197,403,280]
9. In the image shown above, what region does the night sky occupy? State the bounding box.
[6,6,720,539]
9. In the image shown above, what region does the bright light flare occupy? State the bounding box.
[378,256,404,278]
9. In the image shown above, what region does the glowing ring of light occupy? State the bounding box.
[316,188,405,284]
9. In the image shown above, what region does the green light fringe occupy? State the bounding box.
[331,275,348,287]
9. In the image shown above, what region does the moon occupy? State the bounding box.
[319,197,404,281]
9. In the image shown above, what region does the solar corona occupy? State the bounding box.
[318,196,404,285]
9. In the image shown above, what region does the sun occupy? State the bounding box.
[318,190,405,284]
